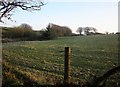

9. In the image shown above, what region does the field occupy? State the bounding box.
[2,34,120,86]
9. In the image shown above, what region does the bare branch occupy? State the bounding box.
[89,65,120,87]
[0,0,45,22]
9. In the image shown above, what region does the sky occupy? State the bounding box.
[0,0,119,33]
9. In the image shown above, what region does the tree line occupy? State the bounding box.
[1,23,72,42]
[44,23,72,39]
[76,27,119,36]
[76,27,101,35]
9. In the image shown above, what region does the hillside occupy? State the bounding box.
[2,34,120,86]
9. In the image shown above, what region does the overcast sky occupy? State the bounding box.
[0,0,119,33]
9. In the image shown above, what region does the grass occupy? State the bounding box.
[2,34,120,86]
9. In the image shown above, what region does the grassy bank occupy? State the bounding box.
[2,34,120,86]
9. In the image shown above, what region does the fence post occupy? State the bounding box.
[64,47,70,84]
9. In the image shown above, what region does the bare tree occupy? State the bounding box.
[84,27,91,35]
[77,27,98,35]
[76,27,83,35]
[92,27,97,33]
[0,0,45,22]
[19,23,32,30]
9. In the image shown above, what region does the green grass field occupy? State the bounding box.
[2,34,120,86]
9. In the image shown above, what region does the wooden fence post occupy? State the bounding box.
[64,47,70,84]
